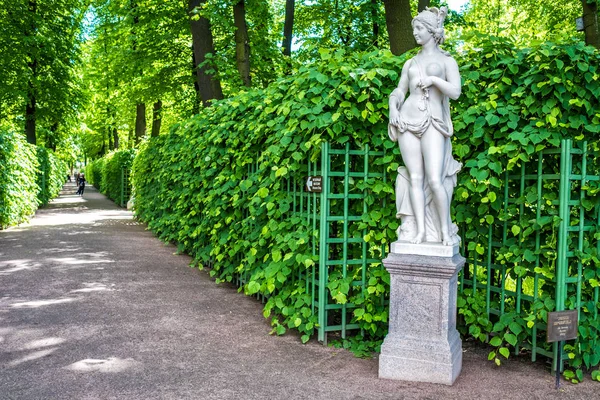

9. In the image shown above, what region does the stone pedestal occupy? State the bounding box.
[379,241,465,385]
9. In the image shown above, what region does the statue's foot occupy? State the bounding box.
[441,231,454,246]
[410,232,426,244]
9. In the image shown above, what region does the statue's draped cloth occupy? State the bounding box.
[388,78,462,243]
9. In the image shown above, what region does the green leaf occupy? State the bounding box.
[272,250,282,262]
[485,114,500,125]
[509,322,522,335]
[499,347,510,359]
[504,333,517,346]
[475,243,485,255]
[257,187,269,198]
[490,336,503,347]
[275,167,288,177]
[247,281,260,294]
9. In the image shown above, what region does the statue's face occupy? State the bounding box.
[412,21,433,45]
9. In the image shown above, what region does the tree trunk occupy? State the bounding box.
[106,104,113,150]
[371,0,379,48]
[113,125,119,150]
[582,0,600,49]
[282,0,295,56]
[128,128,134,149]
[383,0,415,56]
[189,0,224,106]
[25,0,37,145]
[25,89,36,145]
[135,103,146,144]
[418,0,430,12]
[151,100,162,137]
[48,122,58,151]
[233,0,251,87]
[108,125,113,150]
[191,47,201,114]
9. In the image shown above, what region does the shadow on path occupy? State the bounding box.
[0,183,595,399]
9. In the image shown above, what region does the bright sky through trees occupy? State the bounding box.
[446,0,469,12]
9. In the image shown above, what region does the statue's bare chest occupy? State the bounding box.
[409,58,445,80]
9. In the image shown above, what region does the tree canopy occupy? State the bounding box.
[0,0,598,160]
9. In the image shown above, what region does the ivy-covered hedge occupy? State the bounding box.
[132,38,600,375]
[453,35,600,380]
[86,149,135,204]
[0,127,68,229]
[36,147,68,205]
[134,47,403,344]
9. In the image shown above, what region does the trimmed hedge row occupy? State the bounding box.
[86,149,135,204]
[131,38,600,374]
[0,127,68,229]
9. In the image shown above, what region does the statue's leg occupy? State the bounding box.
[421,128,451,245]
[397,132,425,244]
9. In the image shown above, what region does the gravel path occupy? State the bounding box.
[0,182,597,399]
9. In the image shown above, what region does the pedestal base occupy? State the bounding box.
[379,330,462,385]
[379,250,465,385]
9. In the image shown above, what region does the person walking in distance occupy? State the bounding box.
[76,173,86,196]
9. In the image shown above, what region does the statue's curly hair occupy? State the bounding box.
[412,6,448,45]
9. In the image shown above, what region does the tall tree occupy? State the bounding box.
[130,0,146,143]
[135,103,146,143]
[1,0,86,147]
[151,100,162,137]
[25,0,37,144]
[383,0,415,55]
[233,0,251,87]
[282,0,295,56]
[189,0,223,106]
[371,0,379,47]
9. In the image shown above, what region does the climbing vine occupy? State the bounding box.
[130,37,600,377]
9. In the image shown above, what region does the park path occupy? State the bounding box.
[0,182,596,400]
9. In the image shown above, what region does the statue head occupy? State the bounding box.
[412,6,448,45]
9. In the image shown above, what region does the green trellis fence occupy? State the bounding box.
[458,139,600,371]
[230,139,599,369]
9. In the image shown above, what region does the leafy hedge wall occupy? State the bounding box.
[133,47,403,344]
[0,127,67,229]
[453,35,600,380]
[86,149,136,203]
[36,147,68,205]
[132,38,600,375]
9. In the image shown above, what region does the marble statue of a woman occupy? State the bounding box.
[388,6,462,246]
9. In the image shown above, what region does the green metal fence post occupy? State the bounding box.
[554,138,572,372]
[318,142,330,343]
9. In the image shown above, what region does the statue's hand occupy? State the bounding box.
[389,107,401,127]
[419,76,433,88]
[389,88,404,127]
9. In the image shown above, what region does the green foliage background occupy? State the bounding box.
[0,127,67,229]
